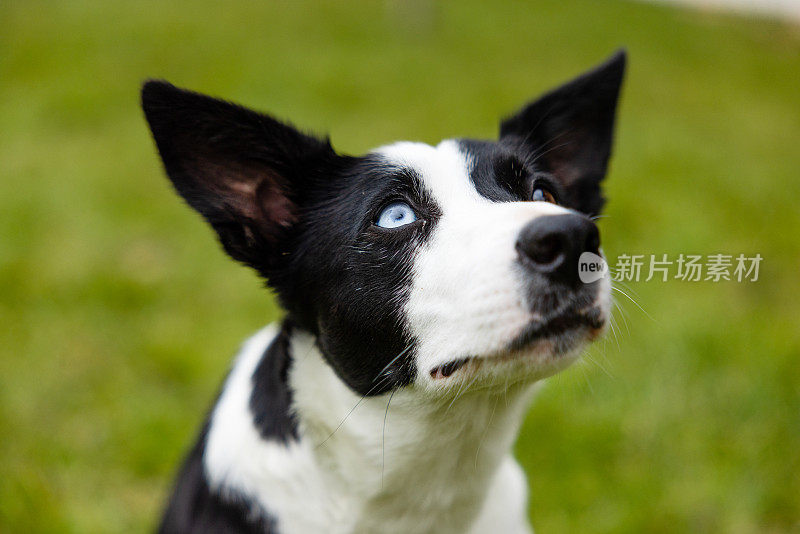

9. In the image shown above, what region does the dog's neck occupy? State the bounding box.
[288,327,537,533]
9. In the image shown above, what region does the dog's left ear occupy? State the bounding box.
[500,50,626,215]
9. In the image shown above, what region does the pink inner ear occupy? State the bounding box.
[195,157,297,241]
[256,177,296,231]
[542,129,589,186]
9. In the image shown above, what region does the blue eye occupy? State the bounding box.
[376,201,418,229]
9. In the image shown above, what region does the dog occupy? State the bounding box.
[142,49,625,534]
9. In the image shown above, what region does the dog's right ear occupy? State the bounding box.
[141,81,340,272]
[499,51,626,216]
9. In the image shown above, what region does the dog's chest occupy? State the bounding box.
[309,401,509,533]
[202,326,533,533]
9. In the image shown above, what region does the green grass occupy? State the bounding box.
[1,1,799,532]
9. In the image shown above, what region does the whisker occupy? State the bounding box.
[381,388,396,488]
[607,305,621,351]
[315,344,411,449]
[611,285,655,322]
[445,375,470,414]
[579,363,595,395]
[612,294,632,336]
[474,396,499,469]
[583,352,614,380]
[611,278,644,300]
[375,345,413,380]
[445,372,481,414]
[529,140,573,167]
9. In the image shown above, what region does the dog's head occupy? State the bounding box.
[142,51,624,398]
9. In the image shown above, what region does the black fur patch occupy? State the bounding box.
[142,85,439,397]
[283,156,440,396]
[141,80,344,273]
[498,50,626,216]
[249,322,299,442]
[158,423,277,534]
[457,138,568,206]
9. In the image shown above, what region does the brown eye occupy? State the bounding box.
[532,186,556,203]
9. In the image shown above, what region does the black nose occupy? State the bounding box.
[516,214,600,286]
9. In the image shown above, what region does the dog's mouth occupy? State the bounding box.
[429,307,606,381]
[506,306,605,352]
[429,358,471,380]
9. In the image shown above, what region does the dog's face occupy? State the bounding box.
[142,52,624,398]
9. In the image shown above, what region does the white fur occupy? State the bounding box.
[378,140,607,390]
[204,326,350,533]
[206,326,537,534]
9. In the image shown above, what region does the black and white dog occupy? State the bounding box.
[142,50,625,534]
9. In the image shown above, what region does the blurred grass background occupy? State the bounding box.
[1,0,799,532]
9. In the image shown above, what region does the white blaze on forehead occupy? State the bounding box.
[377,139,576,381]
[375,140,487,209]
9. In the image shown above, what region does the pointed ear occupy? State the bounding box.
[141,81,340,271]
[500,50,626,215]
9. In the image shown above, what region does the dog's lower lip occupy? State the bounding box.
[430,358,469,379]
[430,310,604,380]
